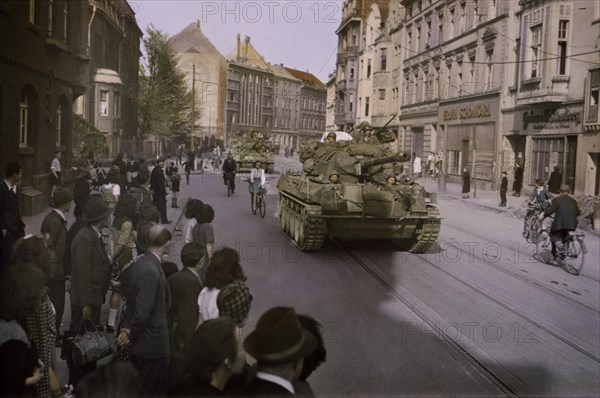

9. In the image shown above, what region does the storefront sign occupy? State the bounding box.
[522,109,581,131]
[443,104,491,121]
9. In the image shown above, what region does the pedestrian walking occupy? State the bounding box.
[50,150,62,200]
[499,171,508,207]
[183,159,192,185]
[176,145,183,166]
[462,167,471,199]
[170,167,181,208]
[413,153,422,180]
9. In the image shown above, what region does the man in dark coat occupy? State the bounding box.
[41,187,72,335]
[222,152,237,193]
[0,162,25,273]
[512,163,524,197]
[70,199,111,331]
[73,168,91,220]
[243,307,317,396]
[547,166,562,194]
[150,158,171,224]
[499,171,508,207]
[544,184,581,259]
[117,225,172,396]
[167,242,206,392]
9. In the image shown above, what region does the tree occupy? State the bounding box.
[138,25,192,142]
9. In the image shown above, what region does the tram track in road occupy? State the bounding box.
[440,223,600,314]
[331,237,600,395]
[330,238,519,398]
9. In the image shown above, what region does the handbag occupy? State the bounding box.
[71,320,113,367]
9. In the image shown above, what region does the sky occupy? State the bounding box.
[132,0,344,83]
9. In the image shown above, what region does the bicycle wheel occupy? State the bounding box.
[562,238,585,276]
[535,229,551,256]
[259,193,266,218]
[528,217,540,243]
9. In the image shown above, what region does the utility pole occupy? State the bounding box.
[191,64,196,149]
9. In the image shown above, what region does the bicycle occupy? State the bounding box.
[247,179,266,218]
[536,227,587,275]
[225,172,236,197]
[523,202,545,243]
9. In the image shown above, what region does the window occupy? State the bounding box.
[114,91,120,117]
[380,48,387,71]
[438,10,444,44]
[352,30,357,45]
[47,0,53,36]
[20,93,28,147]
[457,64,463,96]
[587,69,599,123]
[557,20,568,75]
[407,31,413,57]
[365,97,370,116]
[100,90,108,115]
[29,0,37,25]
[350,67,355,79]
[416,27,421,52]
[379,89,386,100]
[449,8,455,38]
[349,93,354,112]
[426,20,432,48]
[56,107,61,146]
[367,59,372,78]
[486,50,494,88]
[530,25,542,78]
[459,2,466,33]
[62,2,68,42]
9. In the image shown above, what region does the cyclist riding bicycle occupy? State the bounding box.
[249,160,266,214]
[523,179,552,239]
[222,152,237,193]
[542,184,581,260]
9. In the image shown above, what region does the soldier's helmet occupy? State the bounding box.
[326,132,337,140]
[356,121,373,131]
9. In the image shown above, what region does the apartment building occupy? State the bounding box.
[170,22,227,142]
[0,0,141,214]
[502,0,600,195]
[270,64,303,152]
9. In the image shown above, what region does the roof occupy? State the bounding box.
[284,67,325,90]
[226,35,272,72]
[93,68,122,84]
[269,64,302,81]
[170,22,224,57]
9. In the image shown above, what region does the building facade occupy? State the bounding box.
[326,74,337,131]
[270,64,303,152]
[170,22,227,145]
[0,0,141,214]
[502,0,600,195]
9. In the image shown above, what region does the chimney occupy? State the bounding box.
[195,19,200,29]
[236,34,240,59]
[245,36,250,58]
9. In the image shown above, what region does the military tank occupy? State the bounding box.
[229,132,274,173]
[277,139,441,252]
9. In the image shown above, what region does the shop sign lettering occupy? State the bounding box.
[522,109,580,130]
[443,104,491,121]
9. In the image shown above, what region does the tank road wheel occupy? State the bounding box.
[408,208,441,253]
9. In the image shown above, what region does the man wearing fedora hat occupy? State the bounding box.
[243,307,317,396]
[41,187,72,337]
[70,198,111,333]
[543,184,581,260]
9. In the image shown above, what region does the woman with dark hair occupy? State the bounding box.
[197,247,247,326]
[107,194,138,332]
[249,160,266,214]
[0,264,46,396]
[11,236,61,397]
[172,316,247,395]
[183,199,204,244]
[192,204,215,270]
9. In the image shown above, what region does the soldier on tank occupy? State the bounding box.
[353,122,380,145]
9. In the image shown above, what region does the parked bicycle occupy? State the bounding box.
[523,202,545,243]
[535,227,587,275]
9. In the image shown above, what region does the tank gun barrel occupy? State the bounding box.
[359,152,411,168]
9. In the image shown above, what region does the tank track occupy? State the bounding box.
[408,207,441,253]
[279,193,326,251]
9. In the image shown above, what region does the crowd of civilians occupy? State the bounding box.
[1,156,326,397]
